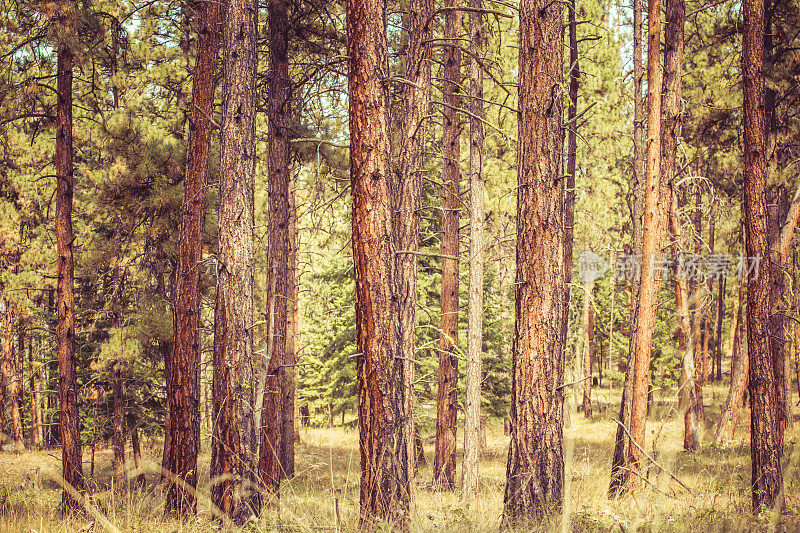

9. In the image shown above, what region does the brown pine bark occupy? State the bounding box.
[661,0,696,451]
[619,0,664,492]
[692,189,706,424]
[46,288,58,448]
[582,282,594,418]
[30,331,42,448]
[348,0,413,522]
[1,300,12,451]
[462,0,484,499]
[160,339,171,484]
[260,0,291,502]
[743,0,783,508]
[672,221,700,451]
[563,0,578,425]
[11,317,24,450]
[212,0,259,520]
[56,35,84,514]
[714,277,747,445]
[714,276,725,381]
[165,0,222,516]
[281,184,297,479]
[610,0,644,493]
[132,427,145,486]
[113,367,125,494]
[393,0,432,499]
[502,0,565,521]
[434,0,462,491]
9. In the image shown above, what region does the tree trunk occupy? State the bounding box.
[767,186,791,434]
[1,300,12,451]
[434,0,462,491]
[582,282,594,418]
[347,0,413,524]
[692,189,706,424]
[714,278,747,445]
[502,0,565,522]
[132,427,144,486]
[563,0,578,425]
[743,0,783,508]
[714,276,725,381]
[673,234,700,451]
[462,0,484,500]
[160,339,171,484]
[212,0,259,520]
[165,0,221,515]
[661,0,695,451]
[46,288,58,445]
[31,332,43,448]
[609,0,644,493]
[393,0,431,498]
[281,180,298,479]
[10,317,24,450]
[113,367,126,495]
[56,36,84,515]
[618,0,664,492]
[260,0,291,503]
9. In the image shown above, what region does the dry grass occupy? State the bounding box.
[2,383,800,532]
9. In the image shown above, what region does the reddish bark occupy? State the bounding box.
[56,36,84,514]
[434,0,462,491]
[502,0,565,521]
[743,0,783,508]
[619,0,665,492]
[212,0,260,519]
[348,0,413,522]
[165,0,222,516]
[260,0,292,499]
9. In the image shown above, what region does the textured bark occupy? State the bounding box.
[502,0,565,521]
[661,0,697,451]
[767,185,790,437]
[1,300,11,451]
[160,339,171,484]
[563,0,578,425]
[348,0,413,523]
[582,282,594,418]
[46,288,58,447]
[392,0,431,498]
[619,0,664,492]
[290,194,301,443]
[714,276,725,381]
[212,0,259,519]
[714,278,747,445]
[10,317,24,450]
[743,0,783,508]
[281,183,298,479]
[434,0,462,491]
[692,189,706,423]
[610,0,644,493]
[31,332,42,448]
[260,0,292,502]
[132,427,145,486]
[55,37,84,514]
[113,367,125,494]
[462,0,484,500]
[670,188,701,452]
[166,0,221,515]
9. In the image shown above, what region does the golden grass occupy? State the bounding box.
[2,383,800,532]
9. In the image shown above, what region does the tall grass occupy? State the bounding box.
[2,383,799,531]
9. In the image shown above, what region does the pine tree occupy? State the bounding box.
[502,0,566,521]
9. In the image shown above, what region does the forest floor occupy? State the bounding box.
[1,383,800,532]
